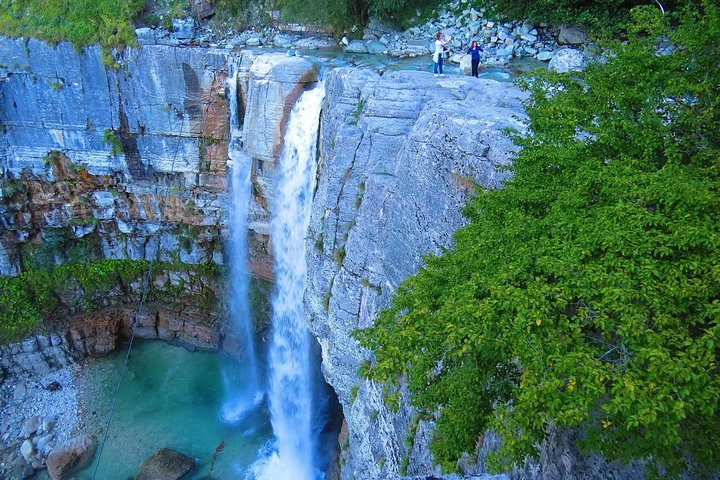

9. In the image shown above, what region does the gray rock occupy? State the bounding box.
[241,53,318,165]
[246,37,263,47]
[191,0,215,20]
[20,439,35,463]
[558,25,588,45]
[42,416,57,433]
[294,36,335,49]
[35,433,55,456]
[135,27,156,45]
[366,40,386,54]
[19,416,40,439]
[46,435,96,480]
[137,448,195,480]
[273,33,299,48]
[536,50,554,61]
[345,40,368,53]
[496,45,515,57]
[171,18,196,40]
[549,48,586,73]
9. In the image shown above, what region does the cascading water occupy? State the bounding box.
[223,58,263,422]
[253,84,326,480]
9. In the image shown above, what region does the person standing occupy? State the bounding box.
[433,32,452,77]
[464,41,483,78]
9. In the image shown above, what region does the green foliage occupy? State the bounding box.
[276,0,443,32]
[334,244,346,267]
[477,0,694,29]
[355,2,720,476]
[0,259,146,343]
[355,180,366,208]
[102,129,124,155]
[249,278,273,333]
[0,258,222,344]
[0,0,144,50]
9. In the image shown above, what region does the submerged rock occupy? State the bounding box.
[137,448,195,480]
[45,435,96,480]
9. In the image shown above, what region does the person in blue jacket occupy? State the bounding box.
[464,41,484,78]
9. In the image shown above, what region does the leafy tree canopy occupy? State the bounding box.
[355,1,720,476]
[478,0,694,30]
[275,0,444,32]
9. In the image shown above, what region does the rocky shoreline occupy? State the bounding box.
[137,0,589,73]
[0,363,83,479]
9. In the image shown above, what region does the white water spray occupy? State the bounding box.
[223,59,263,423]
[259,84,325,480]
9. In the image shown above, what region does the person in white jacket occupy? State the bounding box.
[433,31,452,77]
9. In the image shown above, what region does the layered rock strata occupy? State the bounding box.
[0,39,232,275]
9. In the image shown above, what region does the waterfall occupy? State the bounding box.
[258,84,325,480]
[223,58,263,423]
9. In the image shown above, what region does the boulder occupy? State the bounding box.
[273,33,299,48]
[135,28,156,46]
[558,25,588,45]
[549,48,586,73]
[171,18,196,41]
[536,50,554,61]
[191,0,215,20]
[20,439,35,463]
[459,53,472,74]
[19,416,40,439]
[46,435,96,480]
[366,41,386,54]
[137,448,195,480]
[345,40,368,53]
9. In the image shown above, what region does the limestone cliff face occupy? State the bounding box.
[0,38,317,282]
[0,39,316,376]
[305,69,527,479]
[0,38,232,274]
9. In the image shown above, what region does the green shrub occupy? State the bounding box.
[0,0,144,51]
[0,258,221,344]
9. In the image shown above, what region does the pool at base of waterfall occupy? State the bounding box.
[69,340,331,480]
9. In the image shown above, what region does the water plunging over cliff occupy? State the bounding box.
[223,59,263,422]
[254,84,325,480]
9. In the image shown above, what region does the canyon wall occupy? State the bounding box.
[305,68,525,479]
[0,35,649,480]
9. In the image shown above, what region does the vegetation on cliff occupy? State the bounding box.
[0,0,144,50]
[0,259,219,343]
[356,1,720,476]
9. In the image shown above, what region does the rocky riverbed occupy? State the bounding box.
[136,0,590,74]
[0,363,85,479]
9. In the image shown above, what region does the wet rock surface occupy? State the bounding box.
[137,447,196,480]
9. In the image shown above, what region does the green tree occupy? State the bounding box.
[275,0,443,32]
[355,2,720,477]
[474,0,697,29]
